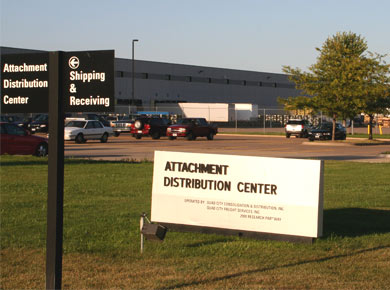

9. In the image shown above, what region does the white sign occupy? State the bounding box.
[151,151,324,238]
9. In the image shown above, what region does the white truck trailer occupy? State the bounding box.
[178,103,233,122]
[178,102,258,122]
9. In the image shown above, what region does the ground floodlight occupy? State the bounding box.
[141,223,167,241]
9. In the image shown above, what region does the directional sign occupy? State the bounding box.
[63,50,115,112]
[68,56,80,69]
[1,52,49,113]
[1,50,114,114]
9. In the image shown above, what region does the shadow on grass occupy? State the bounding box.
[186,237,236,248]
[323,208,390,238]
[0,157,151,167]
[160,208,390,289]
[0,159,49,166]
[159,245,389,290]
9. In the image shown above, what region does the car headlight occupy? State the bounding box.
[167,128,171,132]
[179,128,186,133]
[40,124,47,128]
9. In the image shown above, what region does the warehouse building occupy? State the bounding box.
[115,58,299,114]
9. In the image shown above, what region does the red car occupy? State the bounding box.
[1,122,48,156]
[167,118,218,140]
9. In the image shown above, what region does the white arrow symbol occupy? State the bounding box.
[68,56,80,69]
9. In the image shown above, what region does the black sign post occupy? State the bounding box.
[1,49,114,289]
[46,51,65,289]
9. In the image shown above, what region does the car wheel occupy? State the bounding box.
[100,133,108,143]
[286,133,291,138]
[207,132,214,140]
[35,142,48,157]
[114,132,120,137]
[151,131,160,139]
[168,136,176,140]
[309,136,315,142]
[135,134,142,139]
[75,133,85,144]
[187,132,195,141]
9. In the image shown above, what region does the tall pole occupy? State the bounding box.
[46,51,65,290]
[131,39,139,114]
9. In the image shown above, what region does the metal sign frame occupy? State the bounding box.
[1,49,114,289]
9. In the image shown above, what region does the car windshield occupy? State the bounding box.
[66,121,86,128]
[287,120,304,125]
[176,119,193,125]
[0,116,10,122]
[118,116,131,121]
[35,114,48,121]
[315,123,332,130]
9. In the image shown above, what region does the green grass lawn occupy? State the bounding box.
[1,156,389,289]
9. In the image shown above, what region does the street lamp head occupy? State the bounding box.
[133,39,139,43]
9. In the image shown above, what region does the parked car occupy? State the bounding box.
[308,122,347,141]
[112,118,134,137]
[1,122,48,156]
[64,120,113,143]
[0,115,31,130]
[28,114,49,133]
[285,119,311,138]
[130,117,171,139]
[1,115,22,123]
[104,115,121,127]
[167,118,218,140]
[65,113,111,127]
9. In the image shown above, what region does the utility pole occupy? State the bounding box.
[131,39,139,114]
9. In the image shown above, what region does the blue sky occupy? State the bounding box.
[1,0,389,73]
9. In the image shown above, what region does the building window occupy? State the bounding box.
[114,70,295,90]
[115,71,124,77]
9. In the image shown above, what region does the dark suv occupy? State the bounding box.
[308,122,347,141]
[130,117,171,139]
[28,114,49,133]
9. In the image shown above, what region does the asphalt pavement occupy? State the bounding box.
[64,133,390,163]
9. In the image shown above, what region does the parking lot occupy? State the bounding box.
[64,133,390,162]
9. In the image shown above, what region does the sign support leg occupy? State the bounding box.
[140,213,145,254]
[46,51,65,289]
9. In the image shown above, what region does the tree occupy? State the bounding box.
[283,32,370,140]
[277,96,316,116]
[360,53,390,140]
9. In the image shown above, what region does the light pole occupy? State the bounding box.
[131,39,139,114]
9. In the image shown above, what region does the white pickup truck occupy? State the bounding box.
[285,119,311,138]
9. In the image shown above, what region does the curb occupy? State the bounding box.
[378,154,390,158]
[302,141,351,146]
